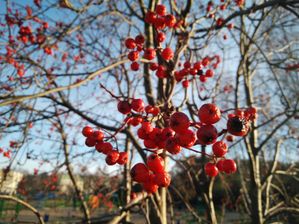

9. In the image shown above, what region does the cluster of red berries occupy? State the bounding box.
[130,154,170,194]
[0,148,11,159]
[82,126,128,166]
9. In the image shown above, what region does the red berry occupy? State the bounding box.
[117,101,131,114]
[131,62,139,71]
[135,34,145,45]
[198,103,221,124]
[204,162,219,177]
[143,176,158,194]
[212,141,228,157]
[128,51,139,61]
[106,150,120,165]
[189,68,198,75]
[161,127,175,140]
[165,137,181,154]
[145,11,157,24]
[202,57,210,67]
[147,154,164,173]
[194,62,203,70]
[156,32,166,43]
[161,47,174,60]
[93,130,104,142]
[176,129,197,148]
[141,121,153,134]
[205,69,214,77]
[145,105,154,113]
[85,137,96,147]
[154,17,166,30]
[227,116,249,136]
[130,163,150,183]
[154,172,171,187]
[129,116,143,126]
[117,152,128,165]
[199,75,207,82]
[131,98,145,112]
[148,128,162,141]
[223,159,237,174]
[144,139,157,149]
[95,142,113,154]
[182,80,189,88]
[184,61,191,69]
[165,14,176,27]
[144,48,156,60]
[82,126,93,137]
[216,159,225,172]
[125,38,136,49]
[156,4,167,16]
[170,112,190,133]
[151,107,160,116]
[226,135,234,142]
[196,124,218,145]
[137,128,149,139]
[149,63,159,71]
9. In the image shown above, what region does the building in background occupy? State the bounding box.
[0,170,23,195]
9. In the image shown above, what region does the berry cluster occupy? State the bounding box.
[130,154,170,194]
[82,126,128,166]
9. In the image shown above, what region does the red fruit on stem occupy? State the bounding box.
[143,178,158,194]
[117,101,131,114]
[82,126,93,137]
[156,32,166,43]
[141,121,153,134]
[96,142,113,154]
[161,47,174,60]
[128,51,139,61]
[135,34,145,45]
[198,103,221,124]
[125,38,136,49]
[144,139,157,149]
[161,127,175,140]
[130,163,150,183]
[212,141,228,157]
[176,129,197,148]
[144,48,156,60]
[106,150,120,165]
[147,154,164,173]
[156,4,167,16]
[216,159,225,172]
[227,116,249,136]
[196,124,218,145]
[93,130,104,142]
[182,80,189,88]
[131,62,139,71]
[85,137,96,147]
[170,112,190,134]
[117,152,128,165]
[223,159,237,174]
[154,172,171,187]
[165,14,176,27]
[205,69,214,77]
[204,162,219,177]
[131,98,145,112]
[165,137,181,154]
[145,11,157,24]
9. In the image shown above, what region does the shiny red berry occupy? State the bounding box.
[196,124,218,145]
[156,32,166,43]
[95,142,113,154]
[128,51,139,61]
[92,130,104,142]
[176,129,197,148]
[161,47,174,60]
[131,62,139,71]
[198,103,221,124]
[154,172,171,187]
[125,38,136,49]
[165,137,181,154]
[135,34,145,45]
[117,152,128,165]
[156,4,167,16]
[144,48,156,60]
[170,112,190,134]
[82,126,93,137]
[227,116,249,136]
[165,14,176,27]
[106,150,120,165]
[131,98,145,112]
[223,159,237,174]
[117,101,131,114]
[212,141,228,157]
[147,154,164,173]
[204,162,219,177]
[85,137,96,147]
[145,11,157,24]
[130,163,150,183]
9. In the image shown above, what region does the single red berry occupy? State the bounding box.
[165,14,176,27]
[196,124,218,145]
[128,51,139,61]
[189,68,198,75]
[216,18,224,26]
[137,128,149,139]
[125,38,136,49]
[199,75,207,82]
[184,61,191,69]
[194,62,203,70]
[145,105,154,113]
[141,121,153,134]
[198,103,221,124]
[130,163,150,183]
[145,11,157,24]
[182,80,189,88]
[161,47,174,60]
[205,69,214,77]
[226,135,234,142]
[202,57,210,67]
[117,101,131,114]
[148,128,162,142]
[143,175,158,194]
[151,107,160,116]
[93,130,104,142]
[154,172,171,187]
[147,154,164,173]
[156,32,166,43]
[170,112,190,133]
[131,62,139,71]
[95,142,113,154]
[212,141,228,157]
[176,129,197,148]
[205,162,219,177]
[223,159,237,174]
[131,98,145,112]
[82,126,93,137]
[85,137,96,147]
[135,34,145,45]
[156,4,167,16]
[165,137,181,154]
[149,63,159,71]
[216,159,225,172]
[227,116,249,136]
[227,23,234,30]
[144,48,156,60]
[144,139,157,149]
[117,152,128,165]
[106,150,120,165]
[129,116,143,126]
[154,17,166,30]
